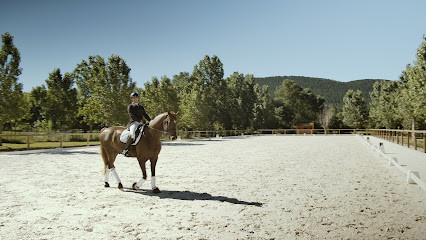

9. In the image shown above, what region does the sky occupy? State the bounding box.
[1,0,425,92]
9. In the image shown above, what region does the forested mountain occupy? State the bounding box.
[254,76,389,105]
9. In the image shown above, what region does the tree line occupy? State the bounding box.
[255,76,382,106]
[1,32,425,146]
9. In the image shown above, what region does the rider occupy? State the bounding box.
[123,92,152,156]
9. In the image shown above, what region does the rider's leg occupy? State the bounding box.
[123,122,139,156]
[129,122,140,139]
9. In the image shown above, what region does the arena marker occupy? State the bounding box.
[389,157,398,166]
[379,142,385,152]
[406,170,420,184]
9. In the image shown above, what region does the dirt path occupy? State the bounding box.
[0,135,425,239]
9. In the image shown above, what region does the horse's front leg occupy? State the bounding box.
[132,158,147,190]
[150,157,161,193]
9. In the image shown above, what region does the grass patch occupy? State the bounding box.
[0,141,100,151]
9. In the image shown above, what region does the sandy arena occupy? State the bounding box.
[0,135,425,239]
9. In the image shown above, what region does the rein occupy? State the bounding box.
[147,125,168,134]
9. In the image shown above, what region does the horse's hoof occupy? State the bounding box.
[152,187,161,194]
[104,182,110,188]
[132,182,139,190]
[118,183,123,190]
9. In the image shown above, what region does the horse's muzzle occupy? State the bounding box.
[170,136,177,141]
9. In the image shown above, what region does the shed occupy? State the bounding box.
[296,123,314,134]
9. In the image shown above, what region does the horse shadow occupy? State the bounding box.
[124,188,263,207]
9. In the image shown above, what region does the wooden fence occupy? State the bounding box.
[369,129,426,153]
[0,132,100,151]
[0,129,425,153]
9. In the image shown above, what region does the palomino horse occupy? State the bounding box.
[100,111,179,193]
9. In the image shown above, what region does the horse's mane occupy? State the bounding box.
[150,112,168,124]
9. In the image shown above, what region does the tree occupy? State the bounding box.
[226,72,257,129]
[318,104,335,129]
[274,79,325,127]
[399,36,426,131]
[253,85,278,129]
[29,86,48,128]
[141,76,180,116]
[369,81,402,129]
[0,32,24,145]
[41,69,78,130]
[74,55,136,128]
[341,89,368,129]
[188,55,231,130]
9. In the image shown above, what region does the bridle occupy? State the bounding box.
[147,114,177,136]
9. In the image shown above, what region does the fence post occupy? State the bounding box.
[424,133,426,153]
[60,135,63,148]
[407,131,410,148]
[27,136,30,149]
[87,134,90,146]
[396,131,398,144]
[414,132,417,150]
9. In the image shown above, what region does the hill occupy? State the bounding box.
[254,76,389,106]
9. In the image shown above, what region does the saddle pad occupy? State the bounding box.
[119,125,145,146]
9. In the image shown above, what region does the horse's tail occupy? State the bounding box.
[100,144,108,175]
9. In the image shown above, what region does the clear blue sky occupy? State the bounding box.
[1,0,425,92]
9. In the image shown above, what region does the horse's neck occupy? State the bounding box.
[147,113,166,139]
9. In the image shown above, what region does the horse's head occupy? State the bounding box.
[163,111,179,141]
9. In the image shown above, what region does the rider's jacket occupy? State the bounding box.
[127,103,151,128]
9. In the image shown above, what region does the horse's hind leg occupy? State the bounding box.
[101,145,111,187]
[109,168,123,190]
[101,146,123,189]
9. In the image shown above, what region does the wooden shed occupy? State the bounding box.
[296,123,314,134]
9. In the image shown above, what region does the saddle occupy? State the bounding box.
[120,124,146,146]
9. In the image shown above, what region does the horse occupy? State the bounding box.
[99,111,179,193]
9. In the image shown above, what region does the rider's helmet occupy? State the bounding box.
[130,92,139,98]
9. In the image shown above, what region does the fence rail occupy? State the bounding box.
[369,129,426,153]
[0,129,425,153]
[0,132,100,151]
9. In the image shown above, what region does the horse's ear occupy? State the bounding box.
[168,110,171,115]
[176,112,179,116]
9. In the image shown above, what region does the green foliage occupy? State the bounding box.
[342,90,368,129]
[175,55,231,130]
[255,76,383,106]
[369,81,402,129]
[140,76,179,116]
[8,34,426,132]
[252,85,278,129]
[44,69,79,129]
[74,55,135,127]
[399,36,426,129]
[274,79,325,127]
[0,32,25,144]
[226,73,257,129]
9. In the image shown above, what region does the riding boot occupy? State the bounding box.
[122,137,134,157]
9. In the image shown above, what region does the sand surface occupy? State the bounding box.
[0,135,425,239]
